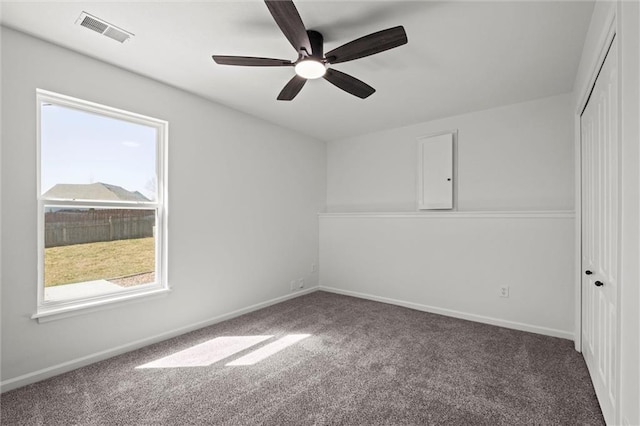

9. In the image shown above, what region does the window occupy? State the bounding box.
[35,89,168,321]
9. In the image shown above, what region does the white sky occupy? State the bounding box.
[40,103,157,199]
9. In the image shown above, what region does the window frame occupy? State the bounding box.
[34,89,169,322]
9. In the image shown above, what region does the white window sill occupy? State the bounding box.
[32,287,172,323]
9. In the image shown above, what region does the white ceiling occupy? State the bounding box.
[0,1,594,141]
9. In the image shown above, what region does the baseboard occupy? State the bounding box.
[319,286,573,340]
[0,286,319,393]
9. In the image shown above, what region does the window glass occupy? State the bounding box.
[40,103,158,201]
[44,207,156,302]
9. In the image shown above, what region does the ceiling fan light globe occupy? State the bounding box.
[295,60,326,79]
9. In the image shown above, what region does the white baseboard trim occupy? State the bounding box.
[1,287,319,393]
[319,286,574,340]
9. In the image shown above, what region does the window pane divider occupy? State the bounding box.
[40,199,160,209]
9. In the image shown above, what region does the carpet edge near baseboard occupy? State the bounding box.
[319,285,575,341]
[0,286,320,393]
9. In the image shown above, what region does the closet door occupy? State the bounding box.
[581,37,618,424]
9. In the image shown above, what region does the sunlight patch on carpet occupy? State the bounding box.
[226,334,310,366]
[136,335,272,368]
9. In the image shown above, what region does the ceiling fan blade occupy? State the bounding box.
[323,68,375,99]
[212,56,293,67]
[264,0,312,55]
[325,26,408,64]
[277,75,307,101]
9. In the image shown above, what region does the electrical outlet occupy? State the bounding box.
[311,263,317,272]
[298,278,305,289]
[290,280,296,292]
[500,286,510,298]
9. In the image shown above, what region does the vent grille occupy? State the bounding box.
[80,15,108,34]
[76,12,133,43]
[103,27,130,43]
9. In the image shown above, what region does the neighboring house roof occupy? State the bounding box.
[43,183,149,202]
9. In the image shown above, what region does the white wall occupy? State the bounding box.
[0,27,326,388]
[327,94,574,212]
[618,4,640,423]
[320,212,575,338]
[572,2,640,425]
[321,94,575,338]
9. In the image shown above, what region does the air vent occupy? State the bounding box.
[76,12,133,43]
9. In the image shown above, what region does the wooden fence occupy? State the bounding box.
[45,209,155,248]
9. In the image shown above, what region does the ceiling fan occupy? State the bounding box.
[212,0,408,101]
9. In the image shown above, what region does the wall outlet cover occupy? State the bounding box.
[500,286,509,298]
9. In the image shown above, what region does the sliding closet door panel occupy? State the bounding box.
[581,37,618,425]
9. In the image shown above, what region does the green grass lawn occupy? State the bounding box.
[45,237,155,287]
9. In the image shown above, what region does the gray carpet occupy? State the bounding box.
[1,291,604,425]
